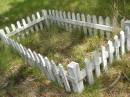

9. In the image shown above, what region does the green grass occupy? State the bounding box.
[17,25,105,68]
[0,41,21,74]
[1,0,130,97]
[1,0,130,28]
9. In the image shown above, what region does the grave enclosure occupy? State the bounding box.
[0,9,130,93]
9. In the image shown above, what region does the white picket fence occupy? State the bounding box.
[0,9,129,93]
[2,9,115,40]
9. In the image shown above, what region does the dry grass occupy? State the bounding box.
[0,53,130,97]
[18,26,106,68]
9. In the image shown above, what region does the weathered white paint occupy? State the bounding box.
[114,35,120,60]
[67,62,84,93]
[84,58,94,85]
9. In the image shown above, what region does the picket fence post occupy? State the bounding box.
[22,18,29,35]
[0,29,8,44]
[37,54,50,79]
[87,15,92,36]
[36,11,44,30]
[67,62,84,93]
[67,11,72,32]
[76,13,81,31]
[120,31,125,56]
[42,9,49,27]
[99,16,104,38]
[92,15,98,36]
[26,16,34,32]
[44,57,55,81]
[105,17,111,39]
[93,51,101,77]
[114,35,120,60]
[107,40,114,64]
[51,60,63,87]
[5,26,10,34]
[101,46,108,72]
[11,24,16,32]
[63,11,68,30]
[59,64,71,92]
[124,21,130,52]
[84,58,94,85]
[81,14,87,35]
[32,14,39,32]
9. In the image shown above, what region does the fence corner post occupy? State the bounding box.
[84,58,94,85]
[124,21,130,52]
[0,29,8,44]
[67,61,84,93]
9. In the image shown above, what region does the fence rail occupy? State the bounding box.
[48,16,113,31]
[2,9,114,39]
[0,9,129,93]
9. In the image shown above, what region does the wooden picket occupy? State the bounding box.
[63,11,68,30]
[105,17,111,39]
[22,18,29,35]
[92,15,98,36]
[59,64,71,92]
[36,12,44,30]
[51,60,63,86]
[114,35,120,60]
[99,16,104,38]
[125,26,130,51]
[101,46,108,72]
[26,16,35,32]
[5,26,10,34]
[67,62,84,93]
[11,24,16,31]
[41,9,49,27]
[84,58,94,85]
[67,11,72,32]
[81,14,87,35]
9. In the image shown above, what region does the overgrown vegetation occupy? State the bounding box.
[17,25,105,68]
[0,41,21,74]
[1,0,130,97]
